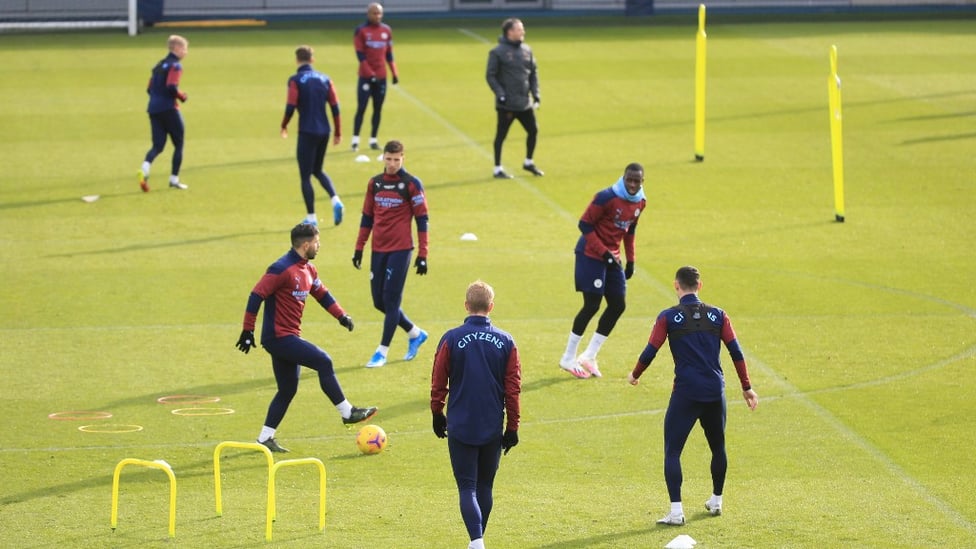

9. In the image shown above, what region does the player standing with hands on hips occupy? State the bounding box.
[138,35,189,192]
[431,280,522,549]
[628,265,758,525]
[353,140,429,368]
[280,45,345,227]
[351,2,399,152]
[558,163,647,378]
[486,18,543,180]
[236,223,377,453]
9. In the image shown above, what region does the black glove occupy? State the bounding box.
[498,95,506,105]
[432,413,447,438]
[352,250,363,270]
[502,430,519,455]
[602,251,622,270]
[414,256,428,275]
[625,261,635,280]
[392,75,399,85]
[236,330,256,354]
[338,315,354,332]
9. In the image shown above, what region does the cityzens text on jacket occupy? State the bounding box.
[457,331,505,350]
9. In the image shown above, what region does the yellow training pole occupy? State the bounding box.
[694,4,707,161]
[828,45,846,222]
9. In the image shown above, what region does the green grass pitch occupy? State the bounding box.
[1,13,974,548]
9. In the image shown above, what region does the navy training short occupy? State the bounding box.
[574,253,626,296]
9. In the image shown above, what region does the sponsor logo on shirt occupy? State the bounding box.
[292,275,308,301]
[376,195,404,208]
[613,208,638,231]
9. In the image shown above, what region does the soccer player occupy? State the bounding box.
[280,45,345,226]
[352,140,429,368]
[628,266,759,525]
[351,3,399,152]
[236,223,377,453]
[430,280,521,549]
[138,35,189,192]
[485,18,543,179]
[558,163,647,378]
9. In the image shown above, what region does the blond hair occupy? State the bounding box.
[465,280,494,314]
[168,35,188,51]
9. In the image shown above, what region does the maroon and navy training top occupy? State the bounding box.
[631,294,752,401]
[353,20,398,80]
[575,186,646,264]
[243,249,345,346]
[281,64,341,136]
[146,52,186,114]
[356,169,429,256]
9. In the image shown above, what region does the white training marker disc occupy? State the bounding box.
[355,154,370,163]
[81,195,100,203]
[460,233,478,241]
[665,534,698,549]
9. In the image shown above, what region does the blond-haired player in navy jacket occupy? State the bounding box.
[431,280,521,549]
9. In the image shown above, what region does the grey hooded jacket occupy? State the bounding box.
[486,35,539,112]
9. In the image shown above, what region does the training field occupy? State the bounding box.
[1,13,974,548]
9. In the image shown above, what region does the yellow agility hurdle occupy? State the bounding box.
[213,441,274,518]
[110,458,177,538]
[266,457,327,541]
[213,441,326,541]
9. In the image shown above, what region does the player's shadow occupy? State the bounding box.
[533,527,655,548]
[44,230,277,258]
[92,377,275,411]
[0,191,133,211]
[521,374,581,393]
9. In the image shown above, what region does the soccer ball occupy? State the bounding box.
[355,424,387,455]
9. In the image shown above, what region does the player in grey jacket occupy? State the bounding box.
[486,18,544,180]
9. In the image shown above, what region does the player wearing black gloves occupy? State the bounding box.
[431,280,521,549]
[558,163,648,379]
[351,2,399,152]
[353,140,429,369]
[238,222,376,453]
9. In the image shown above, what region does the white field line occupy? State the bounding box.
[391,78,677,302]
[746,351,976,536]
[389,83,576,226]
[457,28,491,44]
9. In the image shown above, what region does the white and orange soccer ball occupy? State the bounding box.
[355,424,387,455]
